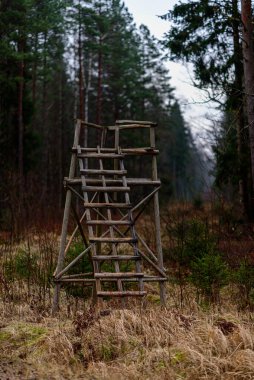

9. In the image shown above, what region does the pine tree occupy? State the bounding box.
[161,0,252,218]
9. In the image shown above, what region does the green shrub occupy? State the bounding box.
[4,248,38,282]
[64,240,93,298]
[189,253,229,302]
[165,219,227,303]
[232,260,254,308]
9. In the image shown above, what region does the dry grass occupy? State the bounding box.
[1,202,254,379]
[1,289,254,380]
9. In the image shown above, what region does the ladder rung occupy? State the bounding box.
[90,237,137,243]
[92,255,140,260]
[95,272,144,279]
[97,291,147,297]
[81,169,127,176]
[82,186,130,192]
[78,153,125,159]
[87,220,132,226]
[84,203,132,209]
[122,148,159,156]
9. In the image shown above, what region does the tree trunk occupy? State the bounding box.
[96,38,102,125]
[84,53,92,149]
[232,0,251,219]
[58,65,63,210]
[17,37,25,209]
[42,32,49,202]
[241,0,254,199]
[32,33,38,105]
[78,4,84,121]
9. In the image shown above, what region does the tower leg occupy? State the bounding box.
[52,121,81,315]
[154,191,166,306]
[150,125,166,306]
[52,188,73,315]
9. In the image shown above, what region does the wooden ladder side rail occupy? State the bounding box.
[78,145,101,299]
[119,151,144,294]
[52,120,82,314]
[79,187,166,278]
[91,192,166,279]
[97,145,124,295]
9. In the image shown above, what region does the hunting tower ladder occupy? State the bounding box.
[52,120,167,313]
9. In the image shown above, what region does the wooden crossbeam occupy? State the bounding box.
[53,119,166,311]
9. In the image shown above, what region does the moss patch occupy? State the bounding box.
[0,322,48,357]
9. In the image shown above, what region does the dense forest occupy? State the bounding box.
[2,2,254,379]
[162,0,254,221]
[0,0,206,233]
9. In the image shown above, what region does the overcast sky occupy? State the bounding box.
[124,0,219,143]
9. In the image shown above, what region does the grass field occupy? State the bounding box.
[1,285,254,380]
[1,202,254,379]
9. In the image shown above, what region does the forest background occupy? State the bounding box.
[1,1,254,379]
[0,0,212,235]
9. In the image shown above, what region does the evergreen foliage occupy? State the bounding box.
[161,0,253,218]
[0,0,205,231]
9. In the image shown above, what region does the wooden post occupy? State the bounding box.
[52,120,81,314]
[150,125,166,306]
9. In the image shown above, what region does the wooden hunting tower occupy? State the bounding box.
[52,120,167,312]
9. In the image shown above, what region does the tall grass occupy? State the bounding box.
[1,201,254,378]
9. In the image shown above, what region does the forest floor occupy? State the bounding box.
[1,287,254,380]
[1,202,254,379]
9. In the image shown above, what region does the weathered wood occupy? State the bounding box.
[52,120,81,314]
[85,179,160,186]
[61,273,94,278]
[63,192,97,254]
[73,147,159,155]
[87,220,131,225]
[97,291,147,297]
[79,120,106,130]
[90,237,137,243]
[72,147,116,152]
[71,202,89,249]
[78,144,101,299]
[64,210,86,255]
[82,186,130,192]
[138,249,166,278]
[55,245,92,279]
[94,272,144,279]
[116,119,157,125]
[119,154,144,295]
[150,126,166,306]
[65,178,161,186]
[136,231,167,272]
[121,148,159,155]
[55,278,95,283]
[84,202,132,209]
[95,276,167,282]
[54,119,166,305]
[108,124,153,130]
[81,169,127,175]
[78,153,124,159]
[92,255,140,260]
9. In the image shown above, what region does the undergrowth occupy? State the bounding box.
[1,201,254,379]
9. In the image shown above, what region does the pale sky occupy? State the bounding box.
[124,0,220,145]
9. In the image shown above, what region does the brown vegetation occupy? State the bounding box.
[1,201,254,379]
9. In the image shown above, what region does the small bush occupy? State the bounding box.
[232,260,254,308]
[165,218,227,304]
[4,248,38,282]
[189,253,229,302]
